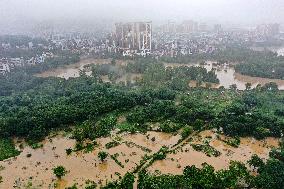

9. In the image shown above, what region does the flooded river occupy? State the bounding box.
[165,62,284,90]
[0,130,279,188]
[36,58,284,90]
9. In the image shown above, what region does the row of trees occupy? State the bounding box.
[138,161,249,189]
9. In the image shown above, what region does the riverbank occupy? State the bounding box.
[35,58,284,90]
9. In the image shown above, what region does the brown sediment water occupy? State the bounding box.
[148,130,279,174]
[36,58,284,90]
[35,58,141,84]
[35,58,110,79]
[0,131,179,188]
[0,131,279,188]
[165,61,284,90]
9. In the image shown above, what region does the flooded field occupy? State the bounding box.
[148,130,279,174]
[36,58,284,90]
[0,131,179,189]
[0,130,279,188]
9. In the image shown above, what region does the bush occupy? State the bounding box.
[98,151,108,162]
[53,165,67,179]
[181,126,193,139]
[0,138,21,161]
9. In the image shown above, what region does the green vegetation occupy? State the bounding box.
[138,161,250,189]
[72,116,117,142]
[53,165,67,179]
[161,47,284,80]
[159,120,182,133]
[181,126,194,139]
[98,151,108,162]
[221,137,241,148]
[235,50,284,79]
[248,147,284,189]
[0,138,20,161]
[105,141,120,149]
[110,153,124,168]
[103,172,135,189]
[191,143,221,157]
[2,46,284,188]
[85,180,97,189]
[123,141,152,153]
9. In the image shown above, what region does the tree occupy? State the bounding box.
[262,82,279,92]
[120,172,135,189]
[229,84,237,91]
[254,159,284,189]
[181,126,193,139]
[98,151,108,162]
[245,82,252,90]
[111,58,116,65]
[53,165,67,179]
[248,154,264,170]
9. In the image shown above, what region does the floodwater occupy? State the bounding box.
[36,58,284,90]
[0,131,179,189]
[165,62,284,90]
[0,130,279,188]
[148,130,279,174]
[35,58,130,80]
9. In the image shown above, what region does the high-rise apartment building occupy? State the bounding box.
[113,22,152,54]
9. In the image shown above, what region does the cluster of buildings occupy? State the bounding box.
[159,20,209,34]
[0,38,54,75]
[32,21,283,59]
[0,52,53,75]
[255,23,280,38]
[0,20,282,75]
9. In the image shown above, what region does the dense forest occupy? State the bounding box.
[1,49,284,188]
[0,55,284,148]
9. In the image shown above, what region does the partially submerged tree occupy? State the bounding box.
[53,165,67,179]
[98,151,108,162]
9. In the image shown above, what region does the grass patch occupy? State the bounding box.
[105,141,120,149]
[221,137,240,148]
[191,143,221,157]
[124,141,152,153]
[0,138,21,161]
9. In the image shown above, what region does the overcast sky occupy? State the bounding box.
[0,0,284,33]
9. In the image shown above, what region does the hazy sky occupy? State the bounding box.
[0,0,284,33]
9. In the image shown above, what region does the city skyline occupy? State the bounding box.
[1,0,284,34]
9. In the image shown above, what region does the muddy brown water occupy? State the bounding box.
[165,61,284,90]
[35,58,131,80]
[0,130,279,188]
[36,58,284,90]
[148,130,279,174]
[0,132,179,189]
